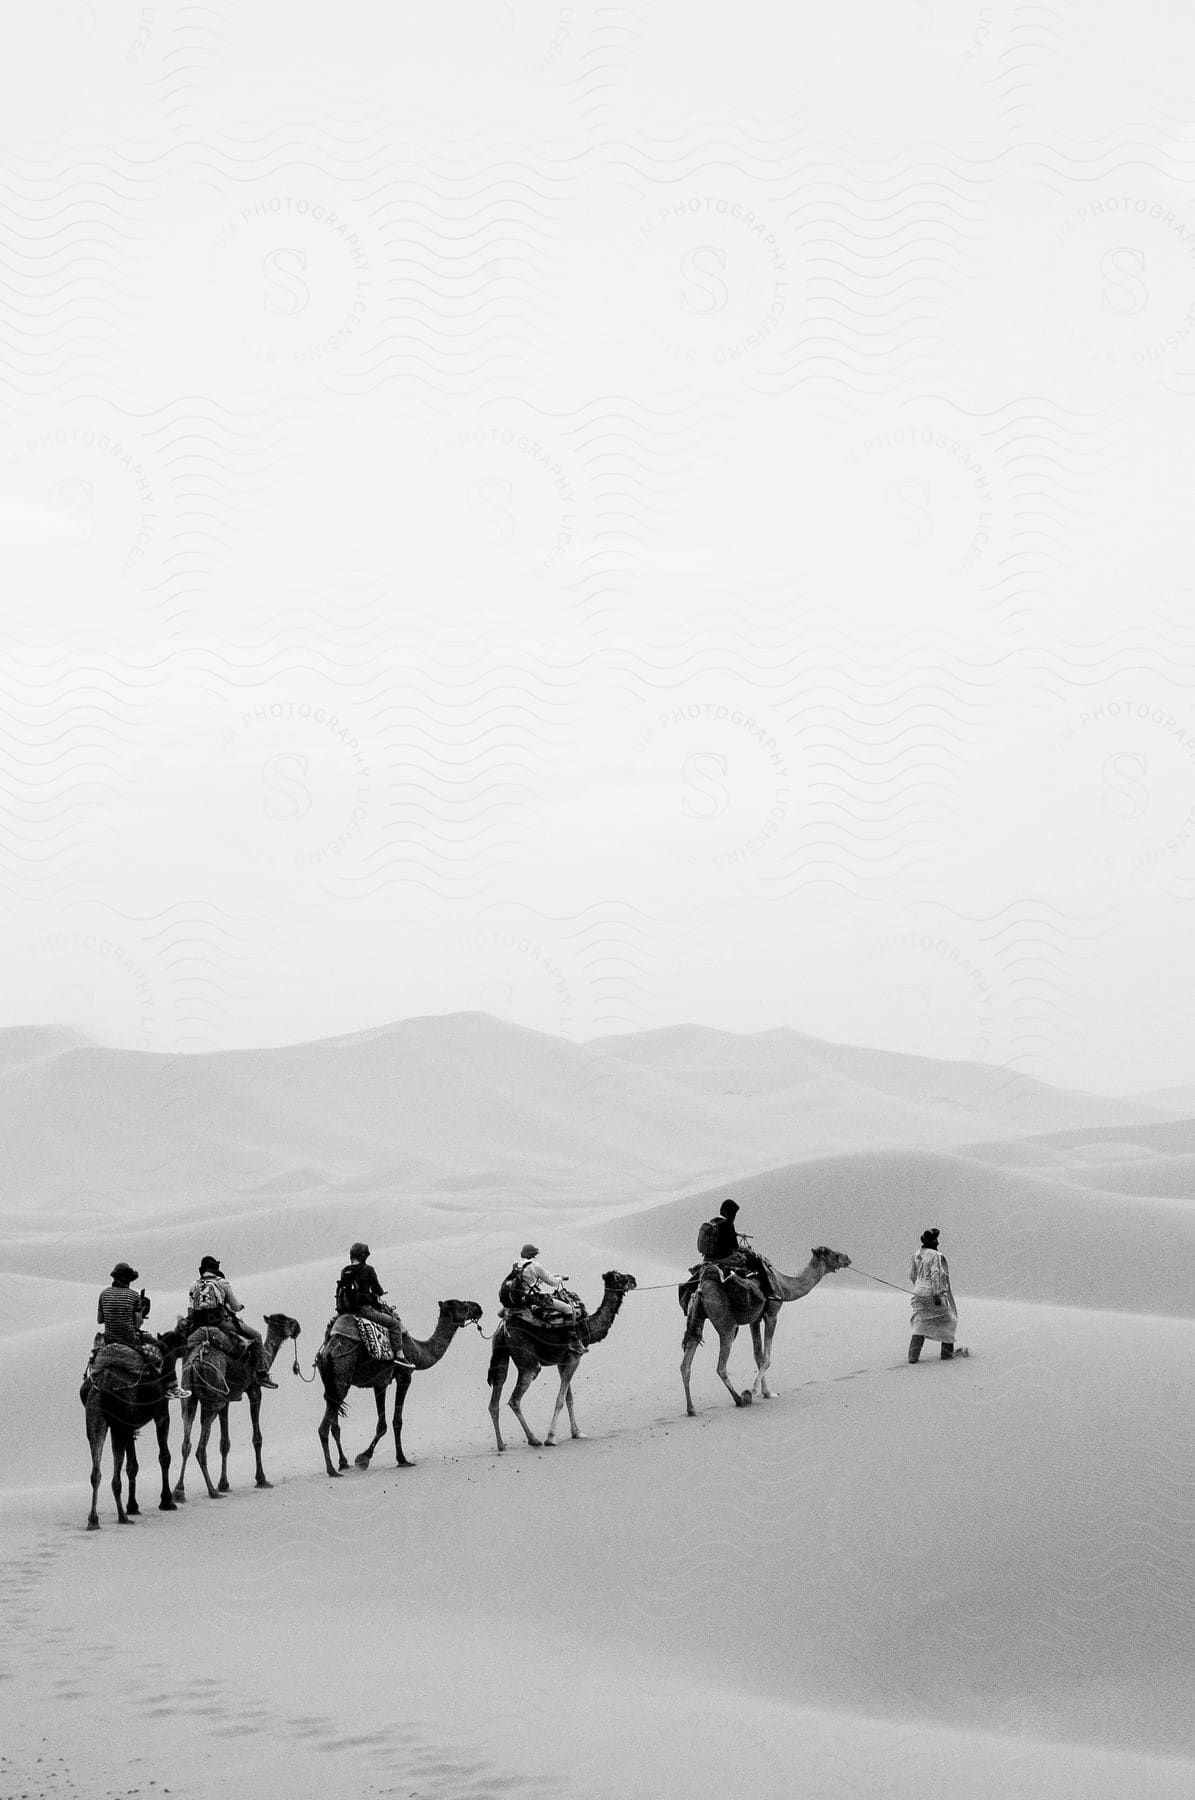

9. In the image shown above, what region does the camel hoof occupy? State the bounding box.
[159,1499,177,1512]
[126,1501,140,1515]
[327,1468,341,1478]
[118,1516,135,1525]
[337,1458,350,1471]
[396,1456,414,1468]
[217,1480,230,1493]
[256,1477,273,1489]
[570,1432,588,1441]
[353,1454,372,1470]
[86,1519,100,1531]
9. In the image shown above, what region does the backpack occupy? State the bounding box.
[189,1276,225,1315]
[696,1218,720,1258]
[498,1261,530,1310]
[336,1264,373,1314]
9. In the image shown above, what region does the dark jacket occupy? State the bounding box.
[705,1217,741,1261]
[336,1262,385,1314]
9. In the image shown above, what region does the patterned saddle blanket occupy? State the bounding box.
[328,1314,396,1362]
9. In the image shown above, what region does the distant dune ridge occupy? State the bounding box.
[3,1013,1194,1799]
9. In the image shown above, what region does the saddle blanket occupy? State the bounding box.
[504,1310,588,1358]
[678,1264,767,1324]
[87,1342,145,1393]
[328,1314,395,1361]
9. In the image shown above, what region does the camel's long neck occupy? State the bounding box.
[408,1306,459,1370]
[773,1258,829,1303]
[262,1323,289,1370]
[582,1285,625,1345]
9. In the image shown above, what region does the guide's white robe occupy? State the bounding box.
[909,1249,958,1342]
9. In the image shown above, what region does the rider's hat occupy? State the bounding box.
[349,1241,370,1261]
[198,1254,224,1276]
[520,1243,539,1258]
[920,1227,941,1249]
[719,1199,739,1219]
[109,1261,139,1283]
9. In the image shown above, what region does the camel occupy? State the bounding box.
[680,1246,852,1415]
[315,1298,484,1477]
[81,1327,185,1530]
[487,1270,637,1452]
[173,1312,300,1502]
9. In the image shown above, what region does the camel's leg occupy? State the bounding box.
[564,1380,586,1441]
[488,1377,508,1452]
[111,1431,132,1524]
[391,1371,414,1467]
[216,1407,232,1492]
[681,1293,706,1416]
[125,1434,140,1514]
[173,1396,197,1501]
[87,1410,107,1530]
[317,1385,344,1477]
[194,1407,222,1499]
[714,1326,750,1407]
[249,1387,271,1488]
[506,1364,543,1447]
[156,1408,176,1510]
[681,1334,702,1417]
[543,1359,580,1446]
[354,1381,390,1470]
[754,1308,781,1398]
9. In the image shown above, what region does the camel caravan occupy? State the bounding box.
[80,1204,862,1528]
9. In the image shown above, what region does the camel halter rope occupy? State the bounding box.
[627,1266,914,1296]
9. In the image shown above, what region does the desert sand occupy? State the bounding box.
[2,1015,1193,1799]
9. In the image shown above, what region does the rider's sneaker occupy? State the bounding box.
[392,1353,415,1369]
[258,1373,279,1388]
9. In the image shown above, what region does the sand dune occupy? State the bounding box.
[3,1017,1193,1799]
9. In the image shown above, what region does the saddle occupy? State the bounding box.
[86,1339,145,1395]
[184,1324,250,1401]
[501,1304,588,1358]
[327,1314,396,1364]
[678,1258,772,1323]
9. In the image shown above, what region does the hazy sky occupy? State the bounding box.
[2,2,1195,1093]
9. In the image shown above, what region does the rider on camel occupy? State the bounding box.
[701,1201,779,1299]
[334,1243,415,1369]
[97,1262,183,1398]
[188,1255,278,1387]
[517,1245,579,1319]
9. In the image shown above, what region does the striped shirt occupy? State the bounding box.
[97,1285,145,1346]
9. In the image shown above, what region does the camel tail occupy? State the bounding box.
[681,1294,705,1350]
